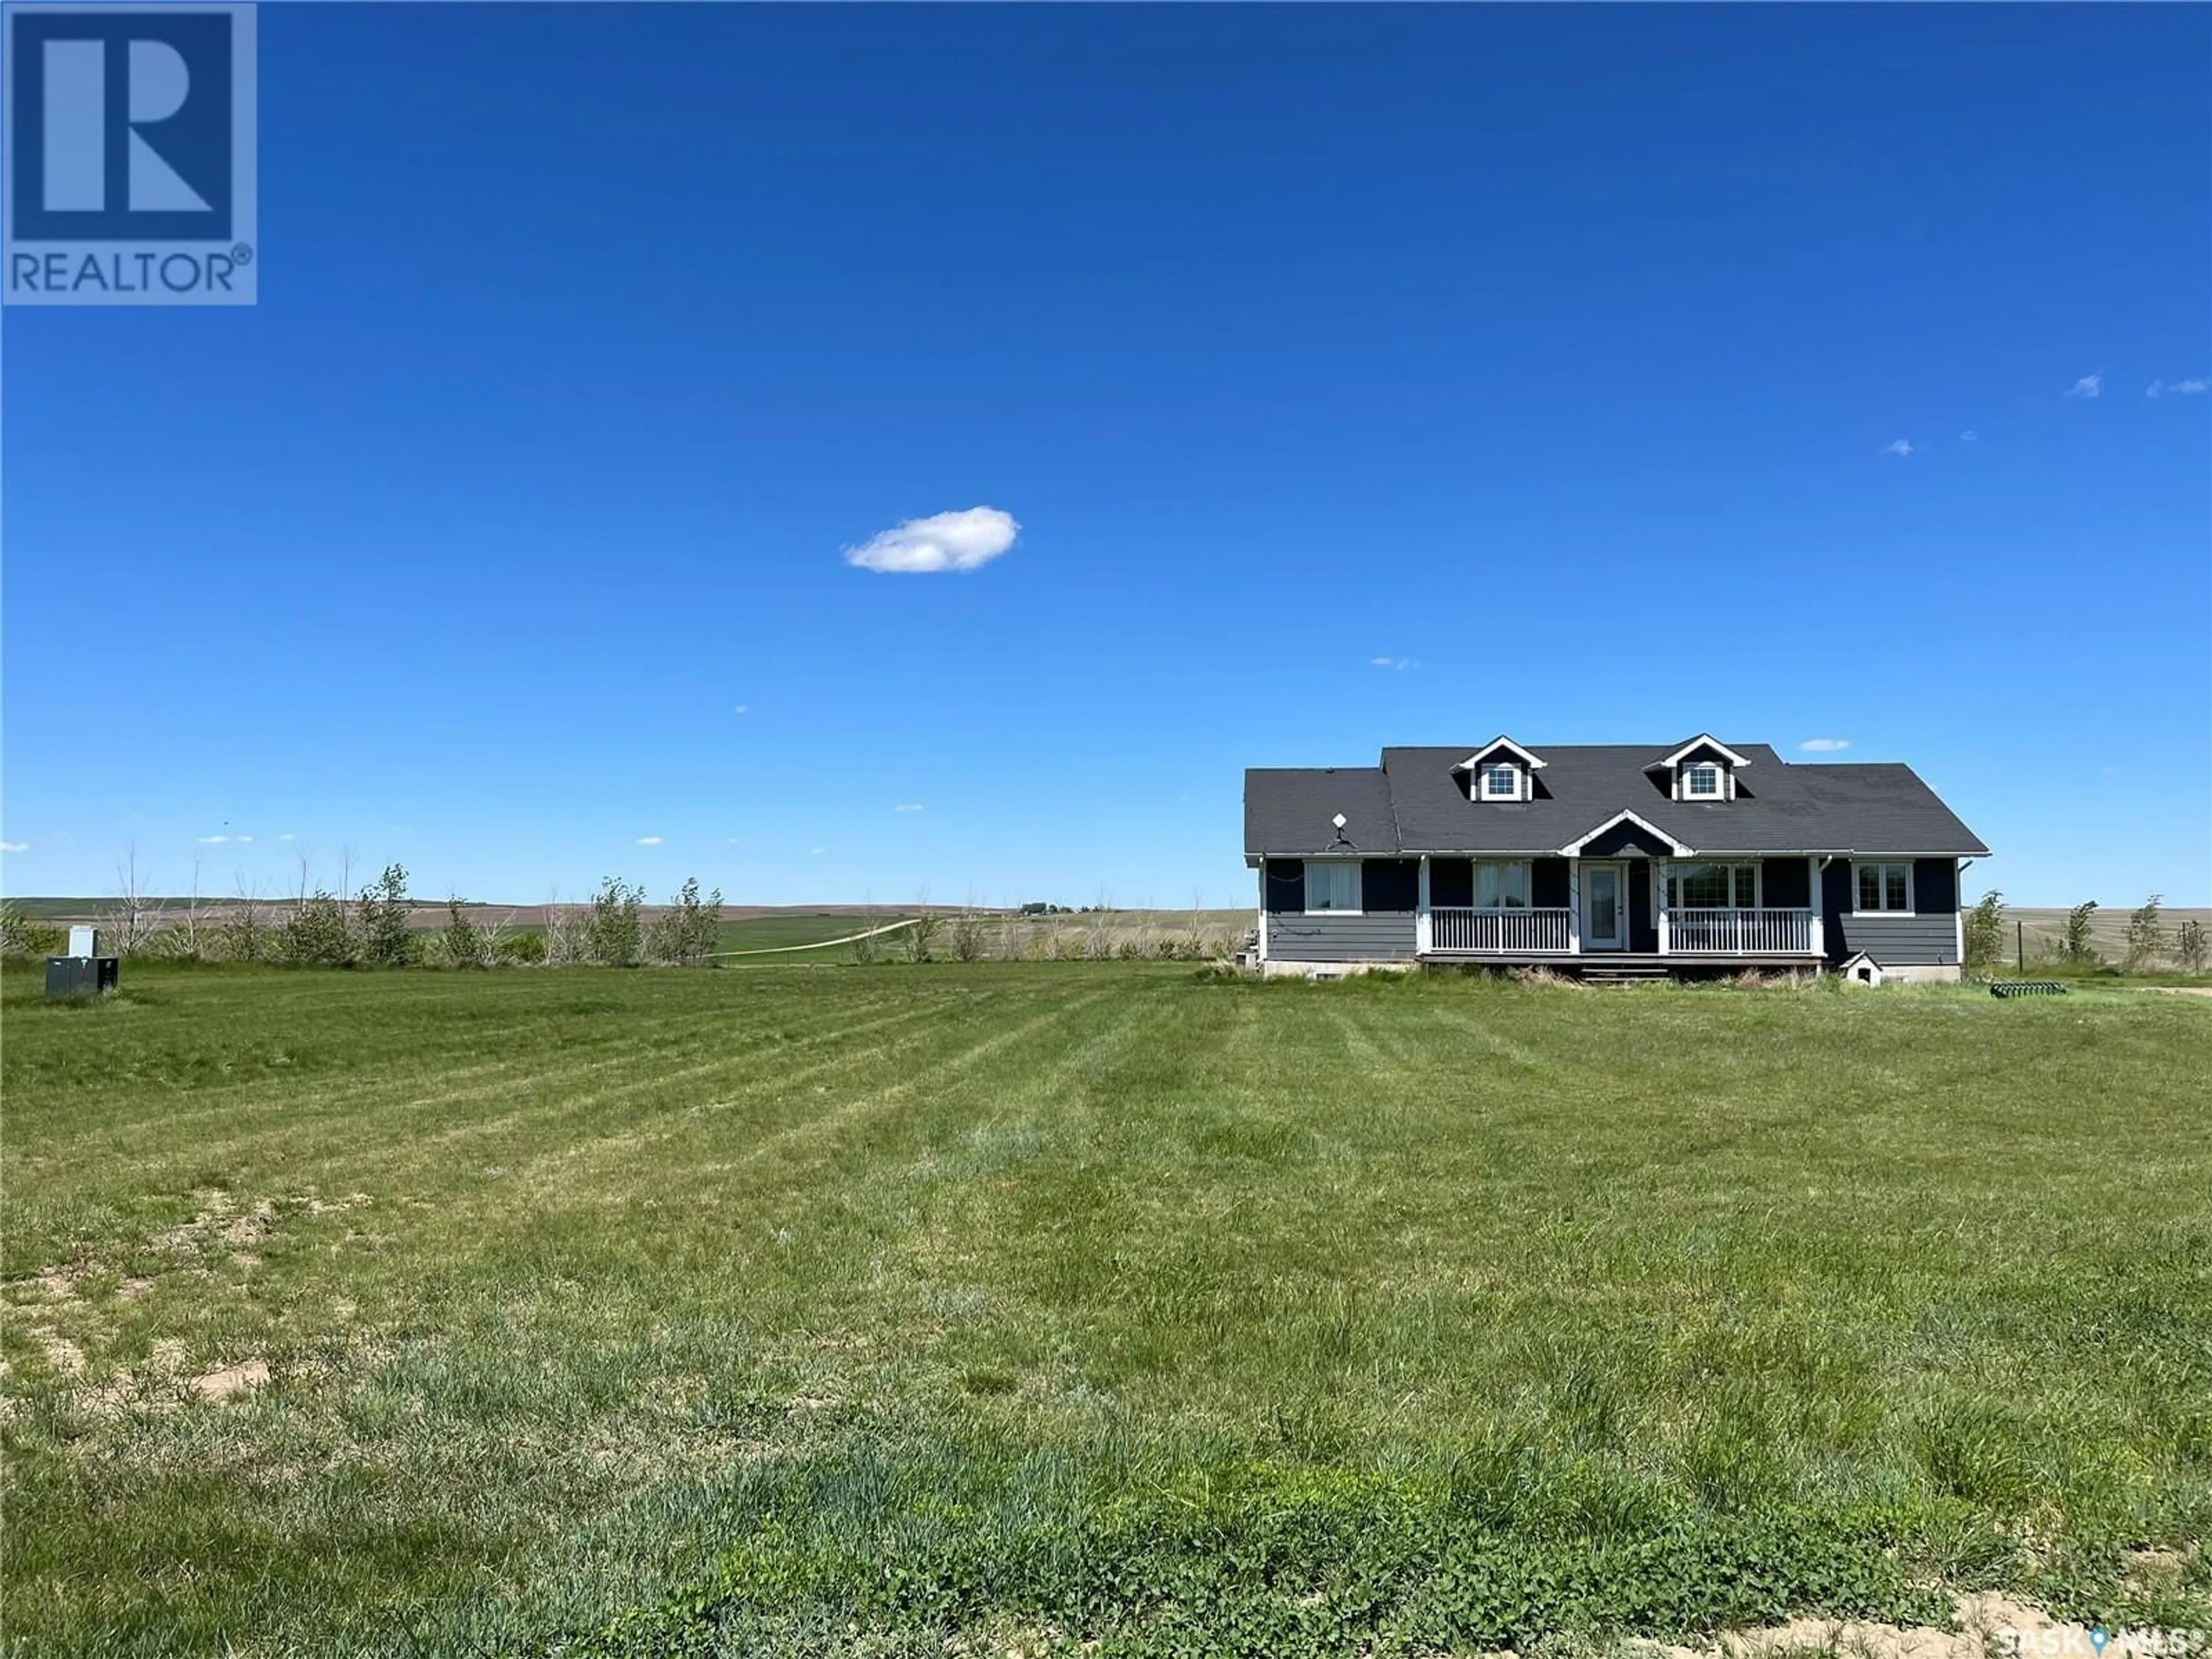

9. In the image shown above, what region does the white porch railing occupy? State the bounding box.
[1427,907,1573,954]
[1661,907,1815,954]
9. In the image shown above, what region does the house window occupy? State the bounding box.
[1684,762,1723,798]
[1479,763,1521,801]
[1666,862,1758,909]
[1305,860,1362,913]
[1474,860,1530,909]
[1855,861,1913,914]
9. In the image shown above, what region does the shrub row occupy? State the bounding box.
[1963,892,2207,975]
[876,914,1245,965]
[2,871,726,969]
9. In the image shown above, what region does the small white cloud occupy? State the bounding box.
[810,847,825,855]
[1960,430,1978,442]
[1882,440,1915,458]
[0,841,25,853]
[894,803,925,813]
[1797,738,1852,753]
[844,506,1019,575]
[278,832,295,841]
[1369,656,1419,671]
[733,704,748,715]
[237,835,253,843]
[198,834,231,844]
[2148,378,2209,398]
[2065,373,2102,399]
[636,835,664,847]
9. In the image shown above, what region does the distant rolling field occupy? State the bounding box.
[2001,905,2210,964]
[3,897,931,930]
[712,912,912,954]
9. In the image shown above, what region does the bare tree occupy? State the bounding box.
[103,842,162,956]
[541,887,588,965]
[850,891,882,965]
[950,888,984,961]
[2176,918,2209,974]
[179,857,209,957]
[906,890,940,963]
[226,873,271,962]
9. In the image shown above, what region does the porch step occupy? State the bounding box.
[1578,965,1673,984]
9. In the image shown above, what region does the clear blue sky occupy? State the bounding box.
[6,5,2208,909]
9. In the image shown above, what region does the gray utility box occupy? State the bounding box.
[46,956,120,998]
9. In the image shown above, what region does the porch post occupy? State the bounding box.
[1416,855,1432,956]
[1256,862,1268,962]
[1656,860,1672,956]
[1566,857,1582,955]
[1808,856,1825,961]
[1953,858,1965,967]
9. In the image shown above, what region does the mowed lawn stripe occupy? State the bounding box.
[3,967,2207,1658]
[7,971,921,1156]
[3,975,993,1270]
[499,982,1130,1206]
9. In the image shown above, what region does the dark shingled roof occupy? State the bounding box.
[1242,767,1400,857]
[1244,742,1987,861]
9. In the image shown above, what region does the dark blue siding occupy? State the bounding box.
[1914,858,1959,914]
[1429,858,1473,907]
[1627,861,1658,952]
[1363,859,1421,913]
[1820,858,1960,966]
[1582,821,1675,858]
[1264,913,1419,963]
[1762,858,1812,909]
[1531,858,1570,910]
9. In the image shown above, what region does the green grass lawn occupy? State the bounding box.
[4,965,2208,1658]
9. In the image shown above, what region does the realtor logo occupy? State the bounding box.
[5,3,257,304]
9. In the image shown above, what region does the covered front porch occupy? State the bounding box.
[1255,849,1829,972]
[1416,852,1824,963]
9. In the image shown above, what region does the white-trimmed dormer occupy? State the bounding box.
[1645,734,1750,802]
[1453,735,1547,804]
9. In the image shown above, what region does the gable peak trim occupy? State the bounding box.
[1559,808,1695,858]
[1452,735,1548,772]
[1644,734,1752,771]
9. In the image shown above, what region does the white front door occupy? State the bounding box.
[1583,862,1626,950]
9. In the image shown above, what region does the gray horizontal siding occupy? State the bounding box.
[1264,912,1418,963]
[1835,912,1957,967]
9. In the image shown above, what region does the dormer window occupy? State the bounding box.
[1647,734,1750,802]
[1456,736,1546,804]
